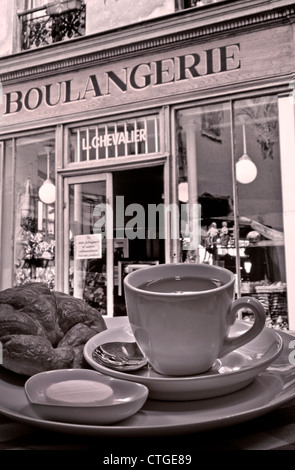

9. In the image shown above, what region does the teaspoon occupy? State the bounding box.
[92,341,149,372]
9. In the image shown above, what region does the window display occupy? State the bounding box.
[234,96,287,329]
[176,96,288,329]
[1,133,56,290]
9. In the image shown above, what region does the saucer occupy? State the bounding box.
[84,317,283,401]
[24,368,148,425]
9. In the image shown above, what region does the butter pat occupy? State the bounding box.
[45,379,113,405]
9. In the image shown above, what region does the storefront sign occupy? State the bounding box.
[82,128,146,151]
[0,24,292,129]
[1,42,241,124]
[75,234,102,260]
[4,44,240,115]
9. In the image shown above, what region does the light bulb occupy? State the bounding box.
[178,182,189,202]
[236,156,257,184]
[38,179,56,204]
[244,261,252,274]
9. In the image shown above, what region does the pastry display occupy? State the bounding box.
[0,283,107,376]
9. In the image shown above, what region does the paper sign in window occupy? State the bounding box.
[75,234,102,259]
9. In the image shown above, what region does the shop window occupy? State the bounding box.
[177,102,233,263]
[1,133,56,290]
[69,116,160,163]
[176,96,288,329]
[18,0,86,50]
[234,96,287,329]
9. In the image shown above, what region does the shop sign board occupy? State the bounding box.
[0,25,292,129]
[81,128,146,150]
[74,115,159,160]
[2,42,240,124]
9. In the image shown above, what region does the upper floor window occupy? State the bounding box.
[18,0,86,50]
[176,0,231,9]
[21,1,50,8]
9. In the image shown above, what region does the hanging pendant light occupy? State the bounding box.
[39,145,56,204]
[236,125,257,184]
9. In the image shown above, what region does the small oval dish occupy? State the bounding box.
[24,369,148,425]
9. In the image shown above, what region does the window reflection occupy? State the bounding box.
[177,102,233,264]
[2,134,56,290]
[68,181,107,314]
[176,96,288,329]
[234,96,287,329]
[176,0,229,10]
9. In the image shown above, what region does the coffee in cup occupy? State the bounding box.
[124,263,266,376]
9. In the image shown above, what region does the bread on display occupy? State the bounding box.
[0,283,107,376]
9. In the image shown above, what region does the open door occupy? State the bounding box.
[63,173,113,316]
[112,166,165,315]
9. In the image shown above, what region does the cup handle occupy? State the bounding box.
[219,296,266,358]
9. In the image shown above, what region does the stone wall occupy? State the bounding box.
[0,0,15,57]
[86,0,175,35]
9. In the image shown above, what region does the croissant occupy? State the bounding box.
[0,283,107,376]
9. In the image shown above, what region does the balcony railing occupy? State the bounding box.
[19,1,86,51]
[18,0,228,51]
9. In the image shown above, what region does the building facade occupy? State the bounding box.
[1,0,295,328]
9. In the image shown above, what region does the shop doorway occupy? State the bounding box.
[113,165,165,315]
[63,165,165,316]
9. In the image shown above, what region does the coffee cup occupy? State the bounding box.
[124,263,266,376]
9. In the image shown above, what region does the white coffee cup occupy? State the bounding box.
[124,263,266,376]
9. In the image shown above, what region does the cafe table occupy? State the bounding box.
[1,316,295,455]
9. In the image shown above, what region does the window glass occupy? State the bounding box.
[67,180,108,313]
[2,133,56,290]
[176,96,288,329]
[234,96,287,329]
[19,0,86,50]
[1,142,14,290]
[177,102,233,263]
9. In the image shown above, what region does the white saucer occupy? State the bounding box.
[83,317,283,401]
[24,368,148,425]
